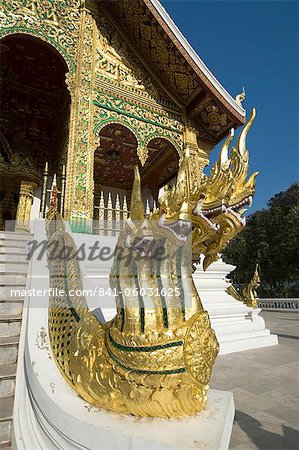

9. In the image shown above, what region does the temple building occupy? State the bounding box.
[0,2,278,449]
[0,0,246,233]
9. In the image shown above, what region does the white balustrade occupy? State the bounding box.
[94,192,129,236]
[258,298,299,311]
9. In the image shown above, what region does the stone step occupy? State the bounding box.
[0,287,27,300]
[0,249,29,258]
[0,423,12,449]
[0,364,16,398]
[0,232,32,241]
[0,337,19,365]
[0,258,29,267]
[0,396,13,449]
[0,301,23,317]
[0,253,29,263]
[0,396,14,421]
[0,298,24,303]
[0,232,30,449]
[0,316,22,339]
[0,231,32,240]
[0,265,28,275]
[0,240,30,250]
[0,275,27,286]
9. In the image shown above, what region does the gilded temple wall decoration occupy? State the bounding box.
[0,0,81,73]
[91,4,184,171]
[0,0,83,222]
[93,5,181,110]
[1,0,187,222]
[64,1,186,221]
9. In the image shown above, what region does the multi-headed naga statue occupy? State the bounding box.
[46,109,258,418]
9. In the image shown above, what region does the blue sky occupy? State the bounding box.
[161,0,299,212]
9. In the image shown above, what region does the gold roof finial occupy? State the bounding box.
[235,86,246,107]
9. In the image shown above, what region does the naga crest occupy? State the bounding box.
[146,108,258,271]
[46,109,257,418]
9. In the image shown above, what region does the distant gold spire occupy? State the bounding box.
[130,166,144,221]
[173,147,192,219]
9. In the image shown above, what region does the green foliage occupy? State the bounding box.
[223,184,299,298]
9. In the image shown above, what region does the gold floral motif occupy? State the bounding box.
[184,312,219,385]
[94,3,183,108]
[137,146,148,166]
[201,104,227,132]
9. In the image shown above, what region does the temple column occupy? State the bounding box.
[183,123,213,189]
[64,3,98,227]
[15,180,37,232]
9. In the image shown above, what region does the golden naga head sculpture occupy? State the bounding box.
[46,108,258,420]
[242,264,261,308]
[128,108,258,271]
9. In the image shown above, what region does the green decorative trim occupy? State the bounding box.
[108,331,183,353]
[93,89,183,154]
[94,89,183,132]
[143,133,181,155]
[106,337,186,375]
[95,77,180,114]
[70,218,93,234]
[93,100,182,135]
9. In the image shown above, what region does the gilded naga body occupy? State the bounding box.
[47,110,258,418]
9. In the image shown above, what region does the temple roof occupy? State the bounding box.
[100,0,246,144]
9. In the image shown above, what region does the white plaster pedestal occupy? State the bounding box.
[15,362,235,450]
[193,259,278,354]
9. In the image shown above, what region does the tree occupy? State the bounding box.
[223,184,299,297]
